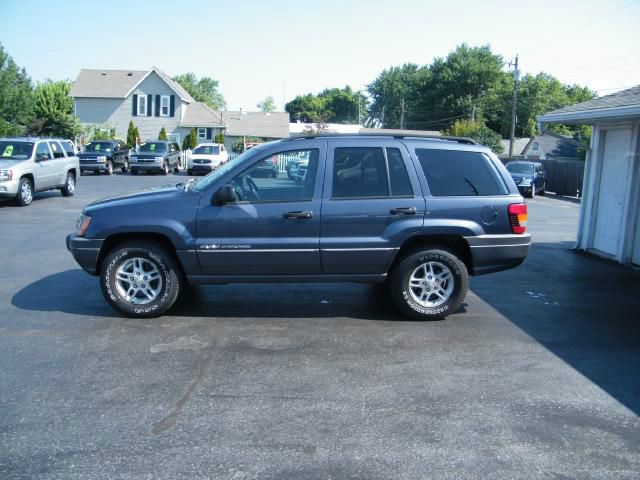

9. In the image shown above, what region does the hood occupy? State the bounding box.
[85,184,185,212]
[0,158,24,170]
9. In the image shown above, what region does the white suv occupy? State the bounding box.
[187,143,228,176]
[0,138,80,206]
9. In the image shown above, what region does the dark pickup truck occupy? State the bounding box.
[67,133,531,320]
[79,140,129,175]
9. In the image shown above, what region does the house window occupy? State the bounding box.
[137,95,147,116]
[197,128,207,140]
[160,95,170,116]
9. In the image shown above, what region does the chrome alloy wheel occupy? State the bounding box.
[115,257,163,305]
[66,175,75,193]
[408,261,454,308]
[21,181,33,204]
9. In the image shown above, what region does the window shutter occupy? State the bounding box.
[132,94,138,116]
[169,95,175,117]
[155,95,160,117]
[147,94,152,116]
[206,128,212,140]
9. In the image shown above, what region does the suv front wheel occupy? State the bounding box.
[390,248,468,320]
[100,241,182,318]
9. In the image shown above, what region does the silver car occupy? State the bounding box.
[0,137,80,206]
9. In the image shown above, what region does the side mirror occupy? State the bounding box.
[212,184,237,205]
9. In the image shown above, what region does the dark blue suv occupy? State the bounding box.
[67,134,531,320]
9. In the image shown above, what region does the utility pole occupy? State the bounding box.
[400,99,405,130]
[509,54,520,158]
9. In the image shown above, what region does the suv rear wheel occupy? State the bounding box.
[100,241,182,318]
[61,172,75,197]
[390,248,468,320]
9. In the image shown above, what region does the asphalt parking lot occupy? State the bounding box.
[1,174,639,479]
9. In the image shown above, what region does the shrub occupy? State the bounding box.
[158,126,168,141]
[445,119,504,155]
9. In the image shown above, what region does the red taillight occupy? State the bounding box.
[508,203,528,234]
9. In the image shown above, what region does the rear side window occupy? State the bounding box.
[332,147,414,199]
[61,141,75,157]
[415,148,507,196]
[49,141,65,159]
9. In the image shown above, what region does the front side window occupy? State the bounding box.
[229,149,319,203]
[197,128,207,139]
[416,148,507,196]
[35,142,52,161]
[161,95,170,116]
[139,142,167,153]
[137,95,147,116]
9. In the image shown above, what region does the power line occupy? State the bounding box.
[552,51,640,73]
[535,0,639,49]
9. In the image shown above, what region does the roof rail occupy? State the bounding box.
[284,132,478,145]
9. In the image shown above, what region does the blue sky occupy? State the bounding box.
[2,0,639,111]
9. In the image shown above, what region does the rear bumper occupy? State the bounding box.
[66,234,103,275]
[464,233,531,275]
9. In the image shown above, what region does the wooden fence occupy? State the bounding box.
[503,157,585,197]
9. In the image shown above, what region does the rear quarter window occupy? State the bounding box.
[415,148,508,196]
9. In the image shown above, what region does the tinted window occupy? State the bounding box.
[387,148,413,196]
[35,142,51,161]
[193,145,220,155]
[229,149,319,203]
[415,148,507,196]
[333,147,389,198]
[49,141,65,158]
[139,142,167,153]
[0,141,34,159]
[85,142,114,152]
[61,141,76,157]
[506,162,534,174]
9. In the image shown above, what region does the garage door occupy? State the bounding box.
[592,128,632,256]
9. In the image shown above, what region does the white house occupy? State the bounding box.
[538,86,640,266]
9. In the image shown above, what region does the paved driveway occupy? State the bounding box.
[1,176,638,479]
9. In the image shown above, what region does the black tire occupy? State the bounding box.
[529,186,535,198]
[187,169,193,176]
[121,159,129,173]
[162,162,169,175]
[99,241,182,318]
[105,161,113,175]
[15,177,33,206]
[61,172,75,197]
[539,181,546,195]
[173,165,180,174]
[130,168,138,175]
[389,248,468,321]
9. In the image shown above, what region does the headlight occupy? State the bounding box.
[96,156,107,162]
[76,213,91,237]
[0,169,13,181]
[520,178,532,186]
[154,156,164,161]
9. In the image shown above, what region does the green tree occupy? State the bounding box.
[158,126,168,140]
[286,86,368,124]
[91,125,115,141]
[183,128,198,150]
[367,64,422,128]
[0,43,34,136]
[182,133,191,151]
[30,80,79,138]
[174,73,226,110]
[257,96,277,112]
[446,119,504,155]
[214,132,225,144]
[126,121,137,148]
[134,126,141,145]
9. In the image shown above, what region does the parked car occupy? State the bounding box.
[79,140,129,175]
[67,133,531,320]
[506,161,546,198]
[129,141,180,175]
[187,143,228,176]
[0,137,79,206]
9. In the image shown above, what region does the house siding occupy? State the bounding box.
[74,71,187,142]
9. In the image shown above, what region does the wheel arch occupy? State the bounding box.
[391,235,474,275]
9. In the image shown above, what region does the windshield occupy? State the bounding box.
[506,162,534,174]
[139,142,167,153]
[84,142,113,152]
[192,148,261,192]
[0,141,34,160]
[193,145,220,155]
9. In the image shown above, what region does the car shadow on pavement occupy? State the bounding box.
[470,241,640,416]
[12,269,441,322]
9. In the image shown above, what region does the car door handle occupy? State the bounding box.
[390,207,417,215]
[283,210,313,219]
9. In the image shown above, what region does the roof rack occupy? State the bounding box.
[284,132,478,145]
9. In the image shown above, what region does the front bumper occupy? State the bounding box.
[464,233,532,275]
[80,162,109,171]
[130,161,164,171]
[66,234,104,275]
[0,179,20,197]
[516,185,534,195]
[188,164,213,174]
